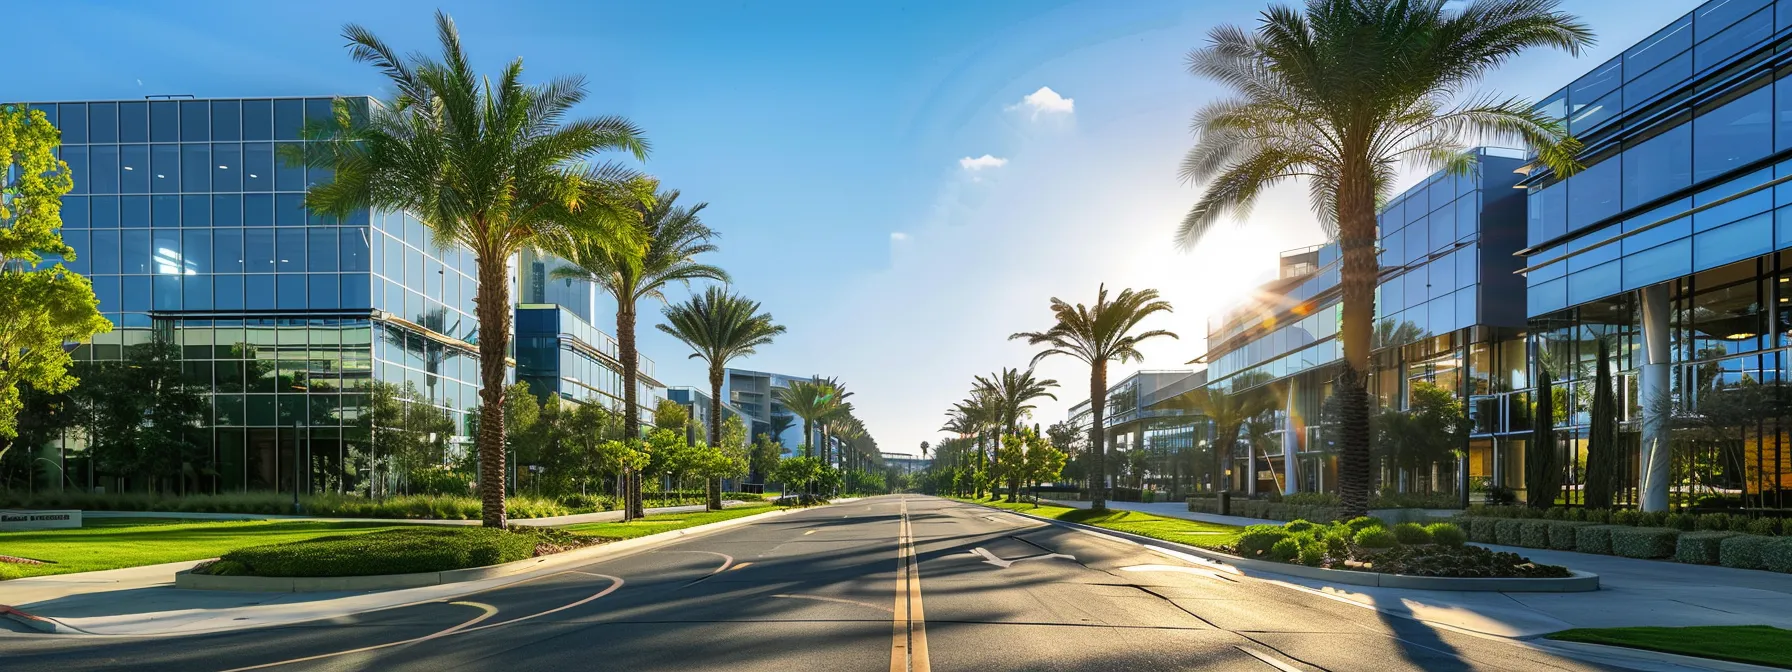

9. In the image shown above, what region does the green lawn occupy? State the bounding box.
[0,517,409,580]
[561,502,778,540]
[1547,626,1792,669]
[952,497,1241,550]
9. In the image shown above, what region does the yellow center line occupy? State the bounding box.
[891,496,930,672]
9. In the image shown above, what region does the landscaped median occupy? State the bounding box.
[175,502,782,592]
[1460,506,1792,573]
[1545,625,1792,669]
[955,497,1596,591]
[0,518,412,580]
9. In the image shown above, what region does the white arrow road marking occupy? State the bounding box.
[967,547,1075,569]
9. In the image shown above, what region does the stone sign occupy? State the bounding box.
[0,510,82,531]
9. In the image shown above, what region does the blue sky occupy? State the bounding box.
[20,0,1701,457]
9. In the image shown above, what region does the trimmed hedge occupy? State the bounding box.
[209,527,551,577]
[1495,519,1526,546]
[1574,525,1623,555]
[1719,535,1773,570]
[1547,521,1594,551]
[1674,531,1737,565]
[1766,538,1792,573]
[1610,527,1680,559]
[1519,520,1553,549]
[1466,518,1499,544]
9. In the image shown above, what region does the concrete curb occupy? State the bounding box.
[0,605,81,634]
[174,503,799,593]
[967,501,1598,592]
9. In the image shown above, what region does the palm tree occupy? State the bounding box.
[767,413,796,447]
[657,286,786,510]
[776,379,848,460]
[974,367,1059,501]
[1174,0,1591,517]
[300,12,653,527]
[1011,285,1176,510]
[550,189,726,518]
[1164,372,1274,495]
[920,441,930,460]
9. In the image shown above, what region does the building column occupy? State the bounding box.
[1246,442,1257,496]
[1283,380,1299,496]
[1639,284,1672,512]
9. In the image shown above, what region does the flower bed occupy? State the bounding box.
[1220,517,1569,579]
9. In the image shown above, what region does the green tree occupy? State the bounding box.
[776,379,852,463]
[653,398,692,436]
[1584,338,1619,509]
[0,104,110,454]
[1163,372,1272,495]
[1528,368,1562,508]
[1174,0,1591,518]
[297,12,655,526]
[974,366,1059,501]
[550,189,726,518]
[749,434,783,486]
[72,340,208,494]
[358,380,458,496]
[1021,431,1068,507]
[1012,285,1176,511]
[657,286,786,509]
[1372,381,1466,493]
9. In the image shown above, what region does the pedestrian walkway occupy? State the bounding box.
[1039,498,1792,638]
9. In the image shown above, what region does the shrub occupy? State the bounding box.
[1519,520,1554,548]
[1637,511,1667,528]
[1719,535,1775,570]
[1322,530,1349,558]
[1673,531,1736,565]
[1547,521,1593,551]
[1542,507,1565,521]
[1609,527,1680,559]
[1269,538,1302,562]
[1494,519,1528,546]
[1286,492,1339,507]
[1369,491,1461,510]
[1236,525,1293,558]
[1344,516,1385,533]
[1284,519,1318,533]
[1764,539,1792,573]
[1363,545,1571,578]
[1611,510,1640,526]
[1426,523,1467,548]
[210,527,569,577]
[1574,525,1621,555]
[1298,542,1326,567]
[1662,513,1694,531]
[1584,509,1611,524]
[1466,518,1499,544]
[1354,528,1399,549]
[1695,513,1733,532]
[1391,522,1433,545]
[1744,518,1781,536]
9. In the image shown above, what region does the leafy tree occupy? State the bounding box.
[0,104,110,451]
[1174,0,1591,518]
[1528,368,1562,508]
[550,189,726,519]
[72,340,208,494]
[749,434,783,485]
[766,413,796,446]
[297,12,655,526]
[1012,285,1176,510]
[357,380,458,496]
[974,366,1059,501]
[772,455,826,496]
[1372,381,1466,493]
[657,286,785,508]
[1584,338,1619,509]
[652,398,692,436]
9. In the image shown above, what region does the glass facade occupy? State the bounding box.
[515,304,663,427]
[34,96,488,493]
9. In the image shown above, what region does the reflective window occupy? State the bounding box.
[59,103,87,143]
[242,100,272,141]
[153,230,180,275]
[1625,51,1692,108]
[89,102,118,144]
[215,274,243,310]
[153,195,179,228]
[246,275,276,310]
[1697,0,1770,40]
[119,101,147,143]
[1429,205,1454,249]
[278,274,307,310]
[150,145,180,193]
[214,144,241,192]
[274,99,303,141]
[120,145,148,193]
[180,101,208,141]
[309,228,338,272]
[182,230,211,274]
[89,196,115,228]
[61,196,88,229]
[245,228,275,273]
[243,143,272,192]
[213,228,244,273]
[1694,83,1772,182]
[123,230,151,274]
[214,194,242,227]
[61,146,87,195]
[1456,195,1476,241]
[1694,8,1773,71]
[1621,197,1692,254]
[1622,122,1692,208]
[211,101,241,141]
[309,274,340,310]
[1568,261,1621,306]
[184,275,212,311]
[244,193,273,226]
[276,194,306,227]
[1694,212,1772,268]
[182,195,208,227]
[276,229,306,272]
[122,276,150,311]
[89,145,119,194]
[1534,182,1568,243]
[121,195,149,228]
[1623,237,1691,289]
[1571,57,1622,110]
[274,142,305,191]
[150,101,179,142]
[1694,168,1772,231]
[181,144,211,192]
[1568,155,1621,228]
[342,273,372,310]
[91,276,119,311]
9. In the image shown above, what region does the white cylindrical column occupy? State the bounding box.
[1283,380,1299,495]
[1639,284,1672,512]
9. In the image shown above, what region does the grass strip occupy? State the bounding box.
[1547,626,1792,669]
[950,497,1241,550]
[561,502,779,540]
[0,518,407,580]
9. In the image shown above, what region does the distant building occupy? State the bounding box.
[721,368,829,456]
[666,386,747,443]
[881,453,930,476]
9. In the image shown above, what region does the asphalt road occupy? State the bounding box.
[0,495,1625,671]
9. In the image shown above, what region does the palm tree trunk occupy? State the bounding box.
[707,366,725,511]
[1090,363,1108,511]
[1336,159,1378,519]
[474,255,511,528]
[619,302,645,520]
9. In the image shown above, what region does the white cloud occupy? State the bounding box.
[959,154,1008,171]
[890,232,909,242]
[1009,86,1075,118]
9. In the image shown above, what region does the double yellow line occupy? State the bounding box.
[891,497,930,672]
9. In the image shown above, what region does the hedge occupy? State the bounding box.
[208,527,550,577]
[1719,535,1774,570]
[1495,519,1527,546]
[1610,527,1680,559]
[1766,538,1792,573]
[1186,497,1341,523]
[1547,521,1595,551]
[1519,520,1554,549]
[1466,518,1499,544]
[1574,525,1624,555]
[1674,531,1737,565]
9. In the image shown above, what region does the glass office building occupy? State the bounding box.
[1518,0,1792,510]
[1064,370,1211,493]
[515,304,664,428]
[32,96,491,494]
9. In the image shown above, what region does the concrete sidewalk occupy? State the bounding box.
[1041,498,1792,638]
[83,500,745,527]
[0,501,798,637]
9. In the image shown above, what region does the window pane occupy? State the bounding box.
[244,193,273,226]
[89,145,119,194]
[59,103,87,143]
[182,230,211,275]
[215,274,243,310]
[309,228,339,272]
[89,196,115,228]
[1624,237,1691,289]
[123,276,150,312]
[213,143,242,192]
[182,195,209,227]
[245,229,275,272]
[90,229,120,274]
[150,101,179,142]
[1570,90,1620,136]
[1625,51,1691,109]
[274,99,303,141]
[1694,212,1772,269]
[88,102,118,144]
[213,194,242,227]
[309,274,340,310]
[120,145,148,193]
[1568,261,1621,306]
[184,275,212,311]
[277,274,307,310]
[61,146,87,195]
[1697,0,1770,40]
[242,100,272,142]
[341,273,371,310]
[1694,85,1772,182]
[274,142,304,191]
[1568,158,1621,232]
[1621,197,1692,254]
[153,195,180,228]
[211,101,241,141]
[1694,168,1772,231]
[153,229,179,274]
[246,275,276,310]
[1623,123,1692,208]
[276,194,306,226]
[181,144,211,192]
[276,228,306,272]
[242,143,272,192]
[60,196,89,230]
[1694,8,1772,70]
[123,229,151,274]
[180,101,208,141]
[119,101,147,143]
[213,228,244,273]
[151,145,180,193]
[121,195,150,228]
